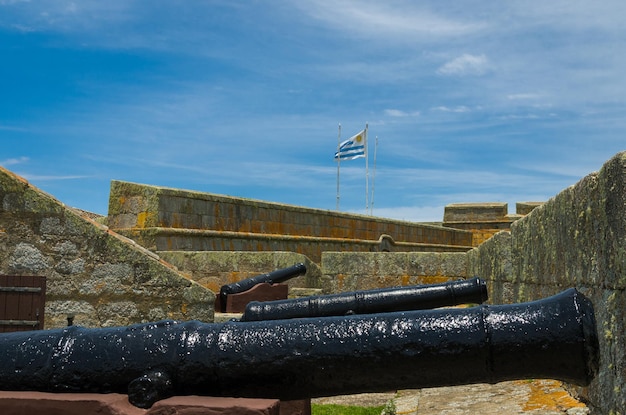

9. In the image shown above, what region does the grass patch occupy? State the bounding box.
[311,403,386,415]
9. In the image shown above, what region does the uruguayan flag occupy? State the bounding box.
[334,130,366,160]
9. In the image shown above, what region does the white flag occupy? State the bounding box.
[334,129,366,161]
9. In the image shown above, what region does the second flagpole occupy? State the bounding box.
[336,123,341,211]
[365,123,369,213]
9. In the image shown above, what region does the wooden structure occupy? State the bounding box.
[0,275,46,333]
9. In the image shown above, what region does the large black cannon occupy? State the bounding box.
[241,277,488,321]
[218,262,306,312]
[0,288,598,409]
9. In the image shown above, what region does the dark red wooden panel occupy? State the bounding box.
[0,275,46,333]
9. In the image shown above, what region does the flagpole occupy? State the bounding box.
[370,135,378,216]
[336,123,341,211]
[365,123,369,213]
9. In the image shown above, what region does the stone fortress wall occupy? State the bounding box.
[106,180,474,264]
[105,179,532,294]
[315,153,626,414]
[467,152,626,414]
[0,167,215,328]
[1,150,625,413]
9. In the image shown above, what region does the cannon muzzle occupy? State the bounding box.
[0,288,598,409]
[241,277,488,321]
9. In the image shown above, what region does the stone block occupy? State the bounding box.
[466,231,513,283]
[443,202,508,222]
[516,201,544,215]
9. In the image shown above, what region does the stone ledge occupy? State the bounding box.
[0,391,280,415]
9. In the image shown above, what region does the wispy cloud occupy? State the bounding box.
[20,174,90,181]
[1,1,625,220]
[0,156,29,166]
[385,109,420,118]
[0,124,28,132]
[0,0,30,5]
[437,54,489,76]
[507,93,545,101]
[296,1,484,40]
[431,106,471,113]
[0,1,132,34]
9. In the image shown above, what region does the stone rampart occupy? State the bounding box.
[157,251,321,293]
[107,180,473,262]
[0,167,214,328]
[443,202,541,246]
[321,251,467,294]
[467,151,626,414]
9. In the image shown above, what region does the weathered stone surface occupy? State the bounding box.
[108,180,473,262]
[516,201,544,215]
[444,202,508,222]
[313,380,588,415]
[467,230,513,300]
[321,251,466,293]
[469,152,626,414]
[8,242,49,272]
[158,251,321,293]
[0,167,215,328]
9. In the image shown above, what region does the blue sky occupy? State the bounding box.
[1,1,625,221]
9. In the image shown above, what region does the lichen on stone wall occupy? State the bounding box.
[321,251,467,293]
[8,242,49,273]
[469,151,626,414]
[0,167,215,329]
[158,251,321,294]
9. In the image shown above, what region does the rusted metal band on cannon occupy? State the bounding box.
[241,277,488,321]
[0,288,599,409]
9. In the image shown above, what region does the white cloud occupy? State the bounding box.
[431,106,471,113]
[507,93,544,101]
[294,1,484,39]
[437,54,489,76]
[385,109,420,117]
[0,156,29,166]
[369,205,445,222]
[0,124,27,131]
[20,174,89,181]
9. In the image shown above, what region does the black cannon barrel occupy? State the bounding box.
[218,262,306,311]
[0,288,598,409]
[241,277,488,321]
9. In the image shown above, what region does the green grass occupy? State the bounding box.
[311,403,386,415]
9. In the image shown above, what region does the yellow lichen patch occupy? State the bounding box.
[521,380,586,411]
[181,303,188,314]
[136,211,156,228]
[401,274,410,286]
[419,275,452,285]
[205,281,220,293]
[228,271,240,284]
[336,273,345,291]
